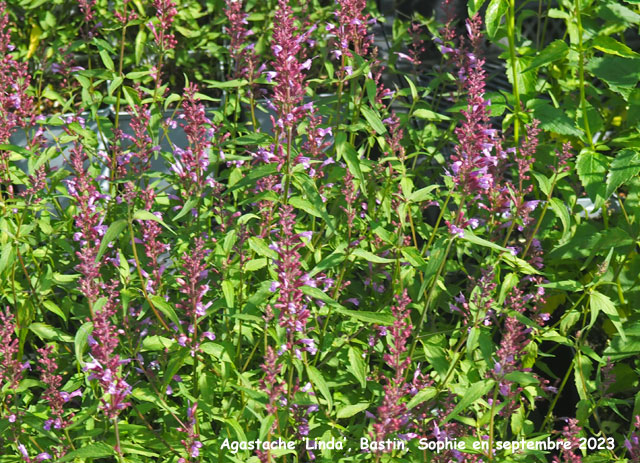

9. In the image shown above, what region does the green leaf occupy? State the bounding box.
[412,108,450,121]
[586,57,640,98]
[347,347,366,388]
[134,27,147,65]
[336,403,369,419]
[42,300,66,321]
[293,173,336,234]
[549,197,571,242]
[360,106,387,135]
[463,230,509,253]
[29,323,73,342]
[248,236,278,259]
[332,307,394,325]
[592,36,640,58]
[409,185,439,202]
[576,150,609,204]
[149,295,181,329]
[244,258,267,271]
[407,387,437,410]
[336,133,366,193]
[133,209,175,234]
[442,380,495,423]
[74,322,93,366]
[108,76,123,96]
[606,149,640,199]
[523,40,569,72]
[590,291,626,340]
[308,245,346,277]
[202,79,248,88]
[307,365,333,412]
[96,220,127,262]
[173,198,198,221]
[99,50,115,72]
[528,99,582,136]
[351,248,394,264]
[485,0,508,38]
[58,443,115,462]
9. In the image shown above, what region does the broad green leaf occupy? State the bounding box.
[442,380,495,423]
[486,0,508,38]
[307,365,333,412]
[529,99,582,136]
[134,27,147,65]
[586,57,640,98]
[523,40,569,72]
[336,403,369,419]
[360,106,387,135]
[96,219,127,262]
[42,300,66,321]
[293,173,336,234]
[308,244,346,277]
[592,36,640,58]
[99,50,114,72]
[248,236,278,259]
[576,150,609,204]
[347,347,366,388]
[409,185,439,202]
[606,149,640,199]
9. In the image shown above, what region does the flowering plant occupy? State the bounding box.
[0,0,639,462]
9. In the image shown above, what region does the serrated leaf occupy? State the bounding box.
[96,219,127,262]
[248,236,278,259]
[308,245,346,277]
[336,133,366,193]
[576,150,609,203]
[43,300,66,321]
[347,347,366,388]
[606,149,640,199]
[307,365,333,412]
[486,0,508,38]
[586,56,640,98]
[99,50,115,72]
[529,99,582,136]
[360,106,387,135]
[523,40,569,72]
[336,403,369,419]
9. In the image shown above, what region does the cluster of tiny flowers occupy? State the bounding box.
[66,142,110,303]
[0,1,35,189]
[0,308,26,392]
[553,418,583,463]
[444,15,503,199]
[37,345,81,433]
[77,0,97,23]
[171,84,217,195]
[270,205,310,333]
[149,0,178,50]
[178,402,203,462]
[372,290,413,444]
[269,0,315,133]
[329,0,372,60]
[139,187,170,294]
[224,0,260,82]
[175,237,216,354]
[84,289,132,419]
[115,91,159,176]
[114,0,138,25]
